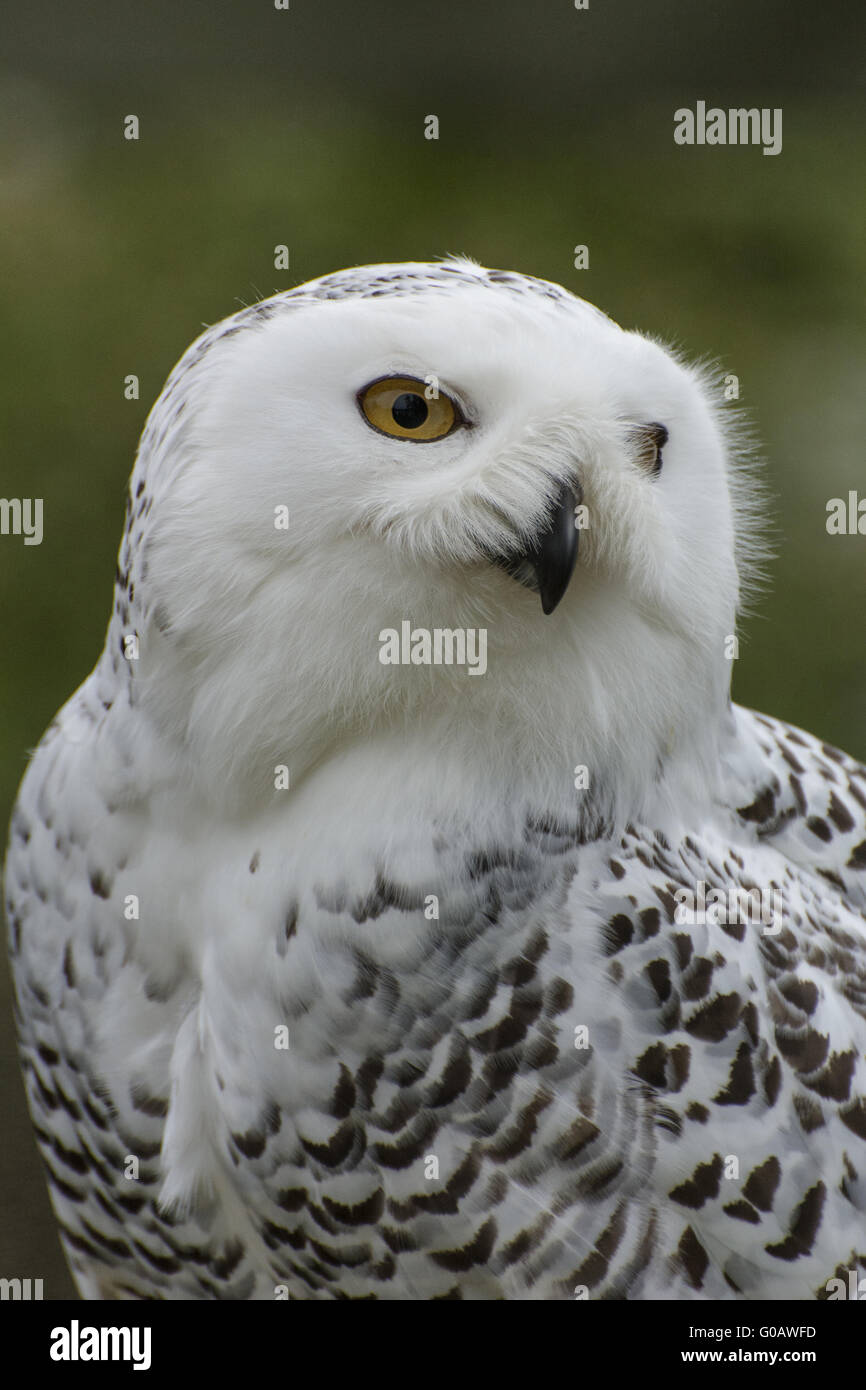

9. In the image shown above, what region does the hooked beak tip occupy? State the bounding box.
[492,478,581,614]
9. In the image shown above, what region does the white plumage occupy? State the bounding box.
[5,259,866,1299]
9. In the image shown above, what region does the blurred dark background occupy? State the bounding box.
[1,0,864,1297]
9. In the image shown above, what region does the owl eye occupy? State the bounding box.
[358,375,460,441]
[631,422,668,476]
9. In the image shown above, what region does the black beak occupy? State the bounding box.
[492,479,580,615]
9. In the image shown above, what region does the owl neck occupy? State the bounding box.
[94,616,732,838]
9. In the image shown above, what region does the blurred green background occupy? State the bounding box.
[1,0,864,1298]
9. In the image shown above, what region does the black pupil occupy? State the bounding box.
[391,392,428,429]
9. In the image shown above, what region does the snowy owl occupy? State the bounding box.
[6,259,866,1302]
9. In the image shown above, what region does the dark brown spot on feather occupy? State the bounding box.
[371,1254,396,1281]
[719,917,746,943]
[576,1156,624,1196]
[765,1181,826,1260]
[473,1009,530,1053]
[778,977,819,1015]
[426,1040,472,1107]
[673,934,693,970]
[775,1026,829,1074]
[570,1206,627,1289]
[544,977,574,1016]
[275,1188,307,1213]
[354,1055,384,1105]
[645,958,671,1004]
[638,906,661,939]
[321,1188,384,1227]
[677,1225,709,1289]
[738,788,776,822]
[524,1034,559,1070]
[741,1000,760,1046]
[411,1149,482,1214]
[501,1212,554,1267]
[684,992,741,1043]
[668,1044,690,1091]
[380,1226,417,1254]
[301,1119,358,1167]
[793,1093,825,1132]
[486,1089,553,1163]
[806,816,832,843]
[231,1126,266,1160]
[261,1220,305,1250]
[804,1048,856,1101]
[89,870,111,899]
[669,1153,723,1209]
[329,1064,356,1119]
[839,1098,866,1139]
[554,1114,600,1162]
[789,774,807,814]
[847,840,866,870]
[682,956,715,1002]
[778,743,804,774]
[653,886,678,921]
[62,943,76,988]
[130,1083,169,1118]
[370,1115,436,1170]
[827,791,855,833]
[742,1156,781,1211]
[464,973,498,1022]
[501,954,536,987]
[633,1042,667,1089]
[723,1200,761,1224]
[429,1216,497,1272]
[523,926,550,964]
[604,914,633,955]
[712,1042,755,1105]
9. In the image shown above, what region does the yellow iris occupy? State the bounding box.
[358,376,459,441]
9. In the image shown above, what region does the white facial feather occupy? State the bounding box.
[109,259,764,827]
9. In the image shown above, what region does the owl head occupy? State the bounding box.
[108,260,763,822]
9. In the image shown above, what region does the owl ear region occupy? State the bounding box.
[629,422,668,476]
[491,478,581,615]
